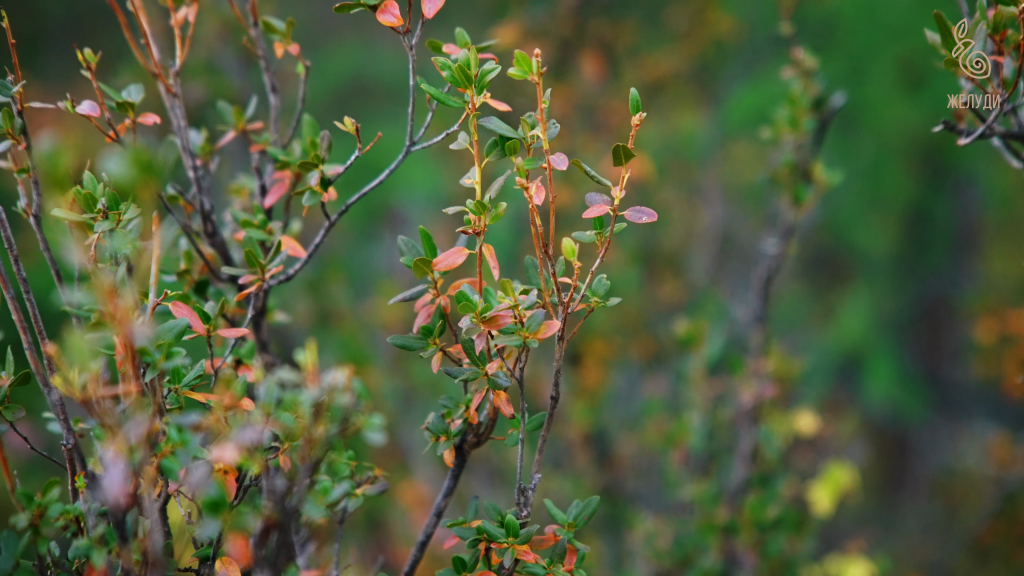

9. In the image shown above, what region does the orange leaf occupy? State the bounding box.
[565,545,578,569]
[235,283,261,302]
[216,328,251,339]
[529,533,559,550]
[273,41,286,59]
[492,389,515,419]
[279,235,308,259]
[136,112,162,126]
[532,320,560,340]
[447,278,483,295]
[375,0,404,27]
[478,243,499,280]
[279,453,291,472]
[443,446,456,467]
[443,534,461,550]
[216,557,242,576]
[431,351,442,374]
[168,301,206,334]
[75,99,101,117]
[421,0,445,19]
[582,204,610,218]
[237,398,255,411]
[442,43,460,55]
[263,171,293,209]
[484,98,512,112]
[432,246,472,271]
[182,390,219,404]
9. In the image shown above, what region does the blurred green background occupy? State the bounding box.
[3,0,1024,574]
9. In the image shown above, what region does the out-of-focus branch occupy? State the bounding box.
[245,0,281,145]
[400,440,468,576]
[0,207,85,498]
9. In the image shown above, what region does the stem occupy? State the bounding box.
[399,441,468,576]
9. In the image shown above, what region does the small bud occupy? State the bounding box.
[318,130,332,158]
[561,237,578,263]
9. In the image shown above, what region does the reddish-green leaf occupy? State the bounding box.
[216,328,251,339]
[549,152,569,171]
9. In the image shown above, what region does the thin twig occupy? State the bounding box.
[3,418,67,470]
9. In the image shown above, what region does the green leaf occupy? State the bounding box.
[629,87,642,116]
[389,284,430,305]
[571,159,613,187]
[574,496,600,528]
[454,26,472,49]
[503,514,520,539]
[544,499,568,525]
[0,404,25,421]
[933,10,956,53]
[420,83,464,108]
[332,2,367,13]
[611,143,637,167]
[453,63,475,91]
[484,501,504,522]
[426,38,446,55]
[507,67,530,81]
[478,116,521,139]
[477,520,506,542]
[50,208,88,223]
[4,348,12,379]
[419,227,438,259]
[513,50,533,75]
[387,334,430,352]
[412,257,434,279]
[486,170,512,198]
[7,371,30,389]
[440,367,482,382]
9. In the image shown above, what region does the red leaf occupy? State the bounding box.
[263,171,293,209]
[287,42,301,57]
[432,246,472,271]
[413,303,437,333]
[585,192,613,207]
[75,100,101,118]
[442,43,460,55]
[622,206,658,223]
[581,204,610,218]
[484,98,512,112]
[375,0,404,27]
[530,180,546,205]
[136,112,161,126]
[421,0,445,19]
[565,545,578,569]
[431,352,442,374]
[235,283,261,302]
[168,301,206,334]
[532,320,560,340]
[474,331,488,355]
[492,389,515,419]
[278,235,308,259]
[549,152,569,171]
[216,328,251,339]
[482,243,500,280]
[480,310,514,331]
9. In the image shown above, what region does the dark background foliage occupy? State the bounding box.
[2,0,1023,574]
